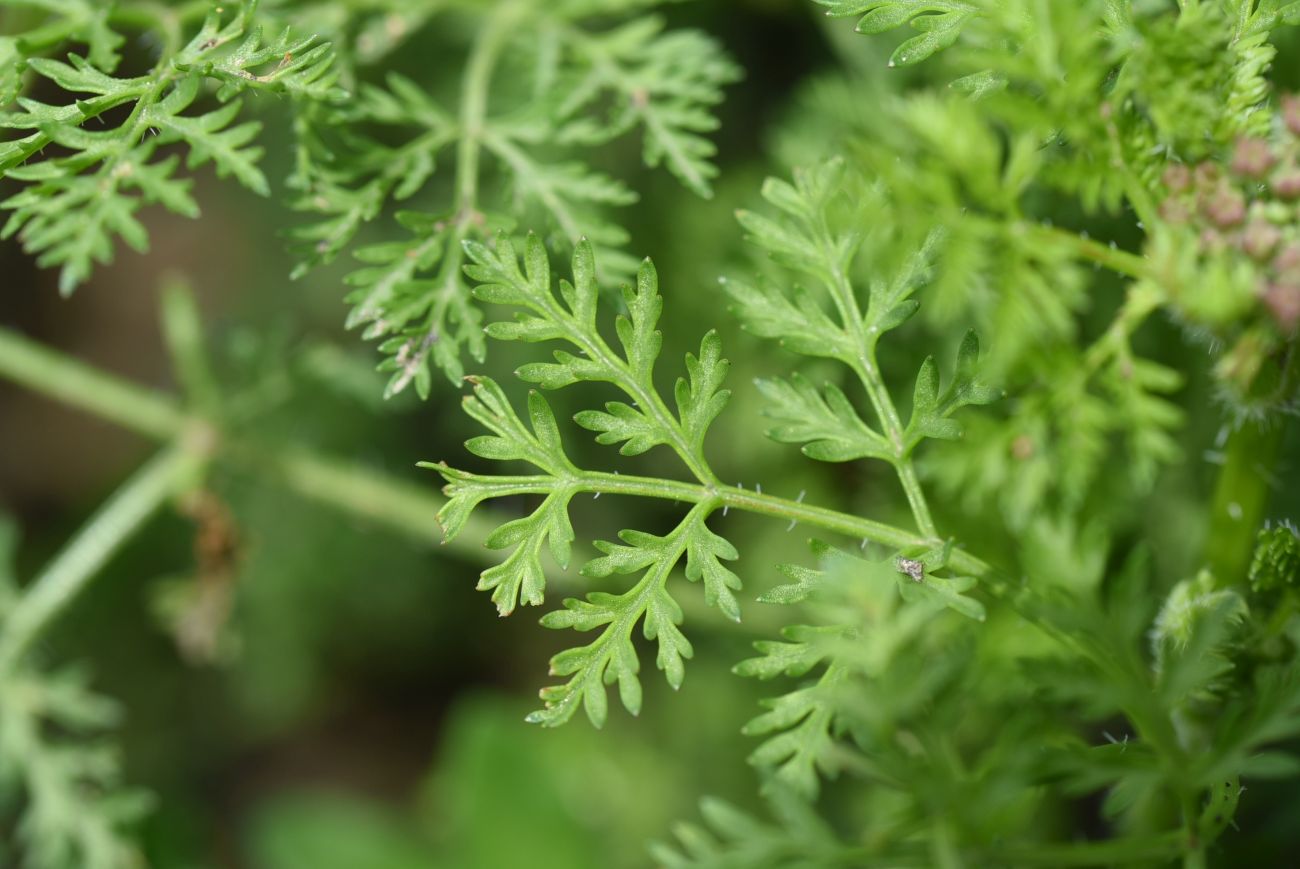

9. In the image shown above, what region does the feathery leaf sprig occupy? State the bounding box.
[1,2,343,294]
[290,0,740,397]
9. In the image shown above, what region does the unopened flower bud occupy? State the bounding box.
[1203,188,1247,227]
[1232,137,1277,179]
[1262,281,1300,333]
[1284,95,1300,137]
[1276,244,1300,277]
[1272,170,1300,201]
[1163,164,1192,193]
[1242,219,1282,260]
[1159,197,1191,224]
[1194,162,1222,190]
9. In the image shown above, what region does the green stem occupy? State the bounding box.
[1205,418,1286,586]
[825,258,939,538]
[379,0,522,393]
[0,327,494,554]
[429,467,994,579]
[1023,224,1154,282]
[851,342,936,537]
[0,327,185,438]
[253,448,448,546]
[1083,281,1161,374]
[1182,793,1206,869]
[0,446,199,666]
[161,278,221,415]
[0,325,996,607]
[454,0,522,214]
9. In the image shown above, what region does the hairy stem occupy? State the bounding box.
[432,467,994,579]
[0,445,199,666]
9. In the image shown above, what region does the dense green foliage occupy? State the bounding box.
[4,0,1300,867]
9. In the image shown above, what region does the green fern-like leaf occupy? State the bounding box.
[288,2,738,397]
[427,236,745,725]
[0,3,341,294]
[735,540,983,799]
[814,0,979,66]
[651,793,846,869]
[0,0,123,104]
[0,521,147,869]
[732,159,997,502]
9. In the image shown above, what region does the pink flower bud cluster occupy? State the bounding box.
[1158,96,1300,334]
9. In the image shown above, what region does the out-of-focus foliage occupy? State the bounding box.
[0,520,147,869]
[1,2,343,294]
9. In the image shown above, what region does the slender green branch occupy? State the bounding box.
[854,347,937,538]
[1021,223,1155,282]
[1083,280,1161,374]
[0,327,186,439]
[454,0,522,214]
[379,0,521,393]
[426,465,994,578]
[1204,419,1285,585]
[827,260,938,538]
[0,445,200,666]
[161,278,221,415]
[256,448,448,546]
[0,327,497,555]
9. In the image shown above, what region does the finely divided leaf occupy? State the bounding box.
[904,330,1000,450]
[465,234,731,475]
[556,20,741,197]
[684,519,743,622]
[756,374,891,462]
[815,1,980,66]
[529,511,705,727]
[675,331,732,449]
[0,7,339,293]
[478,490,576,616]
[618,258,666,380]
